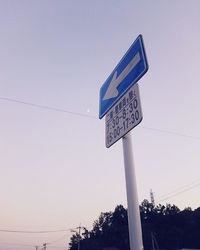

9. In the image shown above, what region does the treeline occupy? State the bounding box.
[68,200,200,250]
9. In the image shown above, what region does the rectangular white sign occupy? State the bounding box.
[105,83,142,148]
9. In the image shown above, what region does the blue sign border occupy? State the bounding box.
[99,34,148,119]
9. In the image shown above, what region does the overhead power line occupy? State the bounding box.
[46,233,69,245]
[0,242,34,247]
[156,179,200,203]
[0,97,97,119]
[0,228,72,233]
[1,96,200,141]
[0,231,73,249]
[0,241,66,249]
[141,126,200,141]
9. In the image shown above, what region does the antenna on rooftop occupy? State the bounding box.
[150,189,155,206]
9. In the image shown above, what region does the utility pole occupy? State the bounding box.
[150,189,155,206]
[71,225,82,250]
[77,226,81,250]
[43,243,47,250]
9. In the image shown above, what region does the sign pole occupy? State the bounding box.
[122,132,143,250]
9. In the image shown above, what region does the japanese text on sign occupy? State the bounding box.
[105,83,142,148]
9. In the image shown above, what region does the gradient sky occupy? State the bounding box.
[0,0,200,249]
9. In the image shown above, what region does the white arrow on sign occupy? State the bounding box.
[103,52,141,101]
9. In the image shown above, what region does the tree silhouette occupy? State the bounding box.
[68,200,200,250]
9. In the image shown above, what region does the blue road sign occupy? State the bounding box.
[99,34,148,119]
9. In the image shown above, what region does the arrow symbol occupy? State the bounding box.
[103,52,141,101]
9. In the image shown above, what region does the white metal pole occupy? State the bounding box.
[122,132,143,250]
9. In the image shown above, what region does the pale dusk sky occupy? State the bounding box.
[0,1,200,249]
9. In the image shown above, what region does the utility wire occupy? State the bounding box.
[140,125,200,141]
[46,233,69,245]
[1,96,200,141]
[0,228,72,233]
[0,241,35,247]
[0,97,97,119]
[157,183,200,203]
[1,96,200,205]
[48,247,66,249]
[0,233,70,249]
[1,240,69,250]
[0,230,75,249]
[156,179,200,203]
